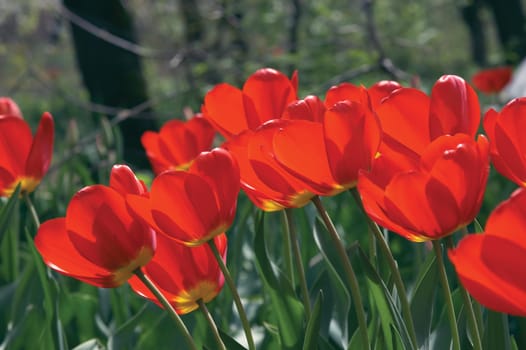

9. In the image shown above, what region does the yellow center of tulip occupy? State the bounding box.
[172,280,220,315]
[3,177,41,197]
[112,246,155,286]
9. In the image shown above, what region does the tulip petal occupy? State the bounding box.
[25,112,54,179]
[376,88,431,156]
[109,164,148,196]
[243,68,297,125]
[204,83,253,138]
[449,234,526,316]
[0,116,32,177]
[428,75,480,140]
[35,218,117,287]
[324,83,367,108]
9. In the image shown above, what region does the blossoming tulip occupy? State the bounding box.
[129,233,227,315]
[0,112,54,196]
[34,165,156,288]
[358,133,489,242]
[127,148,240,246]
[223,120,319,211]
[141,114,215,174]
[472,66,512,94]
[273,100,382,192]
[449,187,526,316]
[376,75,480,160]
[483,97,526,187]
[203,68,298,138]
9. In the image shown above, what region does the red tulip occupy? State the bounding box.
[34,165,156,288]
[0,112,54,196]
[203,68,298,139]
[448,187,526,316]
[223,120,318,211]
[273,100,381,191]
[376,75,480,159]
[129,233,226,315]
[472,66,513,94]
[483,98,526,187]
[141,114,215,174]
[0,97,22,118]
[324,80,401,110]
[127,148,240,246]
[358,133,489,242]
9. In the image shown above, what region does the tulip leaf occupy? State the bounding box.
[409,251,438,348]
[72,339,105,350]
[312,218,351,346]
[357,246,414,350]
[302,290,323,350]
[254,211,305,350]
[483,310,512,350]
[0,183,21,245]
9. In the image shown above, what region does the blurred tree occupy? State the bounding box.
[461,0,526,66]
[62,0,157,169]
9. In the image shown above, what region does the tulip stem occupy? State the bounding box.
[311,196,370,350]
[445,236,483,350]
[432,240,460,350]
[350,188,418,350]
[285,208,312,318]
[23,193,41,228]
[208,240,256,350]
[197,299,227,350]
[281,210,295,286]
[133,269,198,350]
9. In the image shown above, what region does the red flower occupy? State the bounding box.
[203,68,298,138]
[127,148,240,246]
[324,80,401,110]
[483,98,526,186]
[472,66,513,94]
[141,114,215,174]
[376,75,480,161]
[273,100,382,191]
[223,121,318,211]
[358,133,489,241]
[448,187,526,316]
[0,97,22,118]
[34,165,156,288]
[0,112,54,196]
[129,233,226,315]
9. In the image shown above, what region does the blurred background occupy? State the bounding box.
[0,0,522,168]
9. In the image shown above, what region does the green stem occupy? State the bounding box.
[23,193,40,228]
[281,210,295,286]
[445,236,482,350]
[197,299,227,350]
[285,208,312,318]
[432,240,460,350]
[208,240,256,350]
[350,188,418,350]
[311,196,370,350]
[133,269,198,350]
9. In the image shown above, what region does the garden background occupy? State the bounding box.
[0,0,525,349]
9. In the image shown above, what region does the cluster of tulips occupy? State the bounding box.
[1,65,525,349]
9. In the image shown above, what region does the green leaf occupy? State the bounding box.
[483,311,512,350]
[0,183,21,244]
[312,218,351,346]
[357,247,414,350]
[254,211,305,350]
[303,290,323,350]
[72,338,105,350]
[409,251,438,348]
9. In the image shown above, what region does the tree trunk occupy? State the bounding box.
[63,0,157,169]
[485,0,526,65]
[461,0,487,66]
